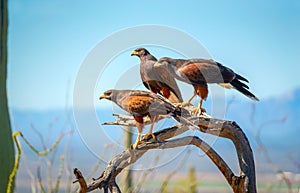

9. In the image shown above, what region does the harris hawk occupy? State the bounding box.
[155,57,259,114]
[99,89,183,149]
[131,48,183,103]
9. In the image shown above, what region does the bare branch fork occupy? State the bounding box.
[73,113,257,193]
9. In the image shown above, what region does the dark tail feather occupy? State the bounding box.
[230,79,259,101]
[235,73,249,83]
[233,79,249,89]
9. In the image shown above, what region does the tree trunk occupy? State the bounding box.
[0,0,15,192]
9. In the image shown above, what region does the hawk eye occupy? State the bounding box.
[105,90,112,96]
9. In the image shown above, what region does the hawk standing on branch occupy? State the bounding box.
[99,89,184,149]
[131,48,183,103]
[155,57,259,115]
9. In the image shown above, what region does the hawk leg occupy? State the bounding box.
[142,115,157,140]
[191,85,208,115]
[132,116,145,149]
[141,123,156,140]
[132,133,143,149]
[192,98,206,116]
[175,92,196,107]
[161,87,171,100]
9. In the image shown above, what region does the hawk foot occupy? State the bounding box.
[192,107,206,116]
[174,101,193,107]
[142,133,156,140]
[131,140,145,149]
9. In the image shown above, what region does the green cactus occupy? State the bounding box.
[1,0,15,192]
[123,126,132,193]
[188,166,198,193]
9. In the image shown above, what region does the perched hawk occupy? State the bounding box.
[155,57,259,114]
[99,89,183,148]
[131,48,183,103]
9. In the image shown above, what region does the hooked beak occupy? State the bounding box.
[131,50,139,56]
[154,62,162,67]
[99,94,108,100]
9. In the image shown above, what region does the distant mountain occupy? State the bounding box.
[226,87,300,146]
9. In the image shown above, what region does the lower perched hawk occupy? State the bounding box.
[131,48,183,103]
[99,89,183,148]
[155,57,259,114]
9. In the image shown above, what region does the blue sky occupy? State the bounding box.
[7,0,300,110]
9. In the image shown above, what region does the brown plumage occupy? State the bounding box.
[155,57,259,114]
[131,48,183,103]
[99,89,183,148]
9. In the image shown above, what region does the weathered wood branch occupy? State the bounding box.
[73,168,87,193]
[74,114,257,193]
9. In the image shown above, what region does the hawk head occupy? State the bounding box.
[99,89,115,101]
[131,48,151,58]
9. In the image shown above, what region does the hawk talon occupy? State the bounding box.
[192,107,206,116]
[175,101,193,107]
[131,140,145,149]
[142,133,156,141]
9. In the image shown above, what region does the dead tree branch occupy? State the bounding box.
[74,114,257,193]
[73,168,87,193]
